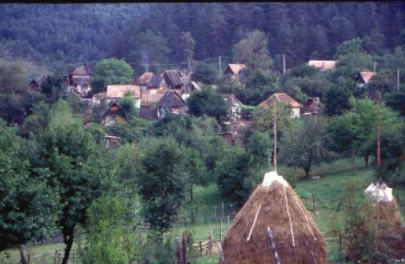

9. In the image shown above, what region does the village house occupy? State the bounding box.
[302,97,323,116]
[224,63,247,85]
[307,60,337,71]
[102,84,141,108]
[67,65,92,97]
[139,88,187,120]
[258,92,302,118]
[101,102,127,127]
[355,71,378,100]
[223,93,242,121]
[28,75,47,94]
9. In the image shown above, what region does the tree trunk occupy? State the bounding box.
[364,155,369,167]
[62,230,74,264]
[18,244,28,264]
[304,168,310,178]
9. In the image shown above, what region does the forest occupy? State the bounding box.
[0,2,404,264]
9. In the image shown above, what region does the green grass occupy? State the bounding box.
[4,158,404,264]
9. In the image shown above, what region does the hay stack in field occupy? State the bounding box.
[220,171,328,264]
[364,181,402,227]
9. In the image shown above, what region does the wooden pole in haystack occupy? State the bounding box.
[273,102,277,172]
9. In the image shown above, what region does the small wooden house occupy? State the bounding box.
[139,89,187,120]
[68,65,92,96]
[224,63,247,84]
[259,92,302,118]
[104,84,141,108]
[104,135,121,148]
[101,102,127,127]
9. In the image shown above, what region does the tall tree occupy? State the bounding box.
[180,32,196,72]
[233,30,272,71]
[91,58,134,93]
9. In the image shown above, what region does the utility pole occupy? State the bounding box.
[373,61,377,72]
[397,68,400,91]
[376,92,382,170]
[282,54,286,76]
[218,56,222,77]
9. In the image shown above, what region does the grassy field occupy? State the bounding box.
[3,158,404,264]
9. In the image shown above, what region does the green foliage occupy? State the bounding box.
[36,100,110,263]
[138,137,188,233]
[91,58,134,93]
[236,70,280,105]
[142,235,175,264]
[187,88,229,122]
[0,119,58,251]
[41,75,66,104]
[233,30,272,71]
[252,102,291,133]
[105,117,145,144]
[180,32,195,64]
[279,116,331,177]
[324,80,353,116]
[327,98,402,169]
[78,195,142,264]
[191,63,218,85]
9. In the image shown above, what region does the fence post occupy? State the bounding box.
[227,215,230,232]
[221,201,224,220]
[199,241,203,256]
[27,253,30,264]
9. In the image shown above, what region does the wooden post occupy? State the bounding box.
[373,61,377,72]
[218,56,222,77]
[397,68,400,91]
[199,241,203,256]
[273,103,277,172]
[282,54,286,75]
[221,201,224,220]
[227,215,230,232]
[376,93,381,169]
[54,250,59,264]
[338,232,343,251]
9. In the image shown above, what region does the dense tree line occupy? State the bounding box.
[0,3,404,74]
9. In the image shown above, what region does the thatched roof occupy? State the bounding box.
[221,171,328,264]
[259,93,302,108]
[307,60,336,71]
[224,64,247,75]
[106,84,141,99]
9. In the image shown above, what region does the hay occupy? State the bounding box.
[221,172,328,264]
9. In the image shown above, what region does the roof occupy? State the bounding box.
[158,90,186,109]
[135,72,154,85]
[106,84,141,99]
[358,71,377,84]
[163,70,184,89]
[224,64,247,75]
[147,75,164,89]
[140,88,167,106]
[140,105,158,120]
[102,102,125,119]
[259,93,302,108]
[70,65,91,76]
[307,60,336,71]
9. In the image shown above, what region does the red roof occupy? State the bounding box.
[259,93,302,108]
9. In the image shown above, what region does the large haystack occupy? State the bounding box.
[221,171,328,264]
